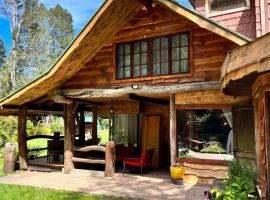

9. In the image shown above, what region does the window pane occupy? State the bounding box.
[134,53,140,65]
[117,56,123,67]
[161,37,168,49]
[117,44,123,55]
[141,53,147,64]
[125,55,130,66]
[141,65,147,76]
[124,66,131,78]
[172,48,180,60]
[172,35,180,48]
[124,44,130,54]
[181,34,188,46]
[172,61,180,73]
[211,0,248,12]
[181,47,188,59]
[153,63,160,75]
[161,49,168,62]
[134,42,140,53]
[152,51,160,63]
[181,60,189,72]
[153,38,160,50]
[117,67,123,78]
[141,41,147,52]
[161,62,168,74]
[134,66,140,77]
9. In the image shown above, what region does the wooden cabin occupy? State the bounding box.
[221,32,270,199]
[0,0,251,182]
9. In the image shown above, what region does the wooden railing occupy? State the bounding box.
[72,141,115,177]
[26,135,64,158]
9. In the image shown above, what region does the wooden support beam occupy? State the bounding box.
[105,141,115,177]
[92,106,98,145]
[0,108,64,116]
[64,103,75,174]
[170,94,177,166]
[128,94,169,105]
[79,111,85,146]
[18,105,28,170]
[60,81,221,99]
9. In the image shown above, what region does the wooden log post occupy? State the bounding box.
[170,94,177,166]
[3,142,17,174]
[18,105,28,170]
[79,111,85,146]
[105,141,115,177]
[64,103,75,174]
[92,106,98,145]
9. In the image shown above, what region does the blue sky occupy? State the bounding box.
[0,0,192,55]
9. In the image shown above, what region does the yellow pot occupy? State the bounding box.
[170,166,185,180]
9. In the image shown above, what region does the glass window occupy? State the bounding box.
[177,109,233,160]
[116,32,190,79]
[210,0,250,16]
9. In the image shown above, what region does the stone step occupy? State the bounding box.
[182,163,228,185]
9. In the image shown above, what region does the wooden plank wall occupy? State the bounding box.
[62,5,237,89]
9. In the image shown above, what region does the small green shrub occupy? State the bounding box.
[0,116,18,148]
[211,160,258,200]
[200,143,225,153]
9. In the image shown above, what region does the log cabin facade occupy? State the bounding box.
[0,0,254,187]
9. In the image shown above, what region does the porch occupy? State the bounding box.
[0,170,210,200]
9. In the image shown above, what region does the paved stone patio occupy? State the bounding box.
[0,170,210,200]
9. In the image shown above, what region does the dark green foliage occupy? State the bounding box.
[0,38,6,68]
[0,0,75,93]
[0,116,18,148]
[211,160,258,200]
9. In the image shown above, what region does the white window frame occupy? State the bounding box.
[205,0,250,17]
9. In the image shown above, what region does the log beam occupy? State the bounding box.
[59,81,220,99]
[64,103,75,174]
[18,105,28,170]
[170,94,177,166]
[105,141,115,177]
[92,106,98,145]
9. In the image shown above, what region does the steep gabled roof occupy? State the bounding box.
[0,0,250,107]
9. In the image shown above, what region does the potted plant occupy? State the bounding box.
[170,163,185,182]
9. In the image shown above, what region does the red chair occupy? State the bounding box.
[123,149,154,174]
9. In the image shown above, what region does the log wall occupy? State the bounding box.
[252,72,270,199]
[63,5,237,89]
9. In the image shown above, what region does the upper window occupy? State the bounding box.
[208,0,250,16]
[116,33,190,80]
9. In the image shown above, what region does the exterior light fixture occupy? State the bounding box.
[131,84,142,89]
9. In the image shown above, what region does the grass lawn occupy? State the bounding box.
[98,129,109,145]
[0,184,132,200]
[27,138,49,158]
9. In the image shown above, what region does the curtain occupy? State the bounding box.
[223,109,233,154]
[113,114,138,146]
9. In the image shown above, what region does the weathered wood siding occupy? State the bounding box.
[63,6,237,89]
[232,105,256,161]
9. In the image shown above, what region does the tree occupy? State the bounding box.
[0,38,6,68]
[0,0,74,91]
[48,5,74,62]
[0,0,25,91]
